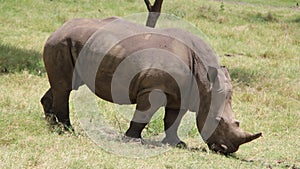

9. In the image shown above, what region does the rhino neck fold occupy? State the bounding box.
[195,90,212,142]
[196,68,227,142]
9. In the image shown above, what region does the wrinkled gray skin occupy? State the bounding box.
[41,17,261,154]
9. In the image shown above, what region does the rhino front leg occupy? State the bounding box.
[125,121,147,139]
[162,108,187,148]
[125,91,163,140]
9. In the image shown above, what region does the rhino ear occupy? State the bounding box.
[207,66,218,83]
[221,66,231,81]
[221,66,228,72]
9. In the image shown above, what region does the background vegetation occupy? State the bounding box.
[0,0,299,168]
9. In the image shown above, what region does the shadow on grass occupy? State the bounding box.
[0,42,44,75]
[246,12,279,23]
[293,17,300,23]
[188,146,258,163]
[247,11,300,24]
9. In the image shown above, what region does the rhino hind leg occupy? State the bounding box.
[42,41,75,131]
[51,88,72,130]
[162,108,187,148]
[41,87,72,131]
[41,88,57,125]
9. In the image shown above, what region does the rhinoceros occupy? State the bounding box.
[41,16,261,154]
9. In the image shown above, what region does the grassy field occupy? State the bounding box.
[0,0,299,168]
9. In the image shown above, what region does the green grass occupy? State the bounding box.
[223,0,299,7]
[0,0,299,168]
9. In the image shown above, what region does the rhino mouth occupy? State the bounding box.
[207,142,238,154]
[207,132,262,154]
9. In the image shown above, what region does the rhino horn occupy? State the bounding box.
[240,131,262,145]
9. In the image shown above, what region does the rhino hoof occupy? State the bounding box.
[175,141,187,149]
[45,114,58,125]
[162,138,187,149]
[45,114,74,134]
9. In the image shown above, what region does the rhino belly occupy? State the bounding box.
[93,66,184,108]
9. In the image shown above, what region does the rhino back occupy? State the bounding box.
[46,17,119,47]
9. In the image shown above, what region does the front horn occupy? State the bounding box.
[240,132,262,145]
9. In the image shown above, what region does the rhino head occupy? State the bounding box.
[196,66,262,154]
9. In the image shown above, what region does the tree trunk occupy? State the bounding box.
[144,0,163,28]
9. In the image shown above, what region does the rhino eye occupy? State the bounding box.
[225,91,232,100]
[226,95,231,100]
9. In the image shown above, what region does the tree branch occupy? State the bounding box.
[144,0,152,11]
[152,0,163,12]
[144,0,164,28]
